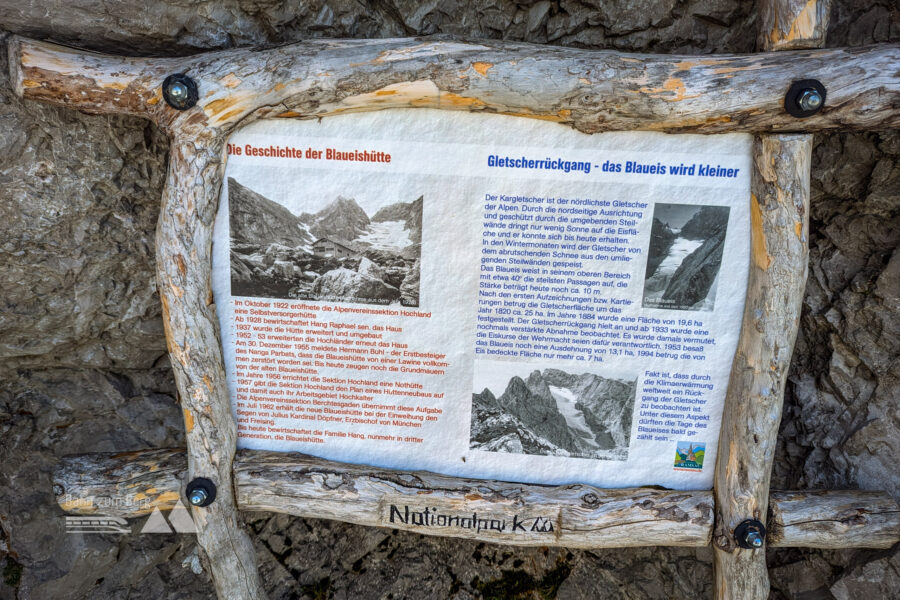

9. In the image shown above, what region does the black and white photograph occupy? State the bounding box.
[228,176,422,306]
[470,364,636,461]
[642,203,730,311]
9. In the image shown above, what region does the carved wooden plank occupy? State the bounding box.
[8,36,899,136]
[712,134,812,599]
[768,490,900,549]
[52,449,900,549]
[234,451,713,548]
[54,449,713,547]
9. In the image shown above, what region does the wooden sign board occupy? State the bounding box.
[11,26,899,600]
[212,109,751,489]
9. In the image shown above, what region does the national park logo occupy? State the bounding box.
[673,441,705,471]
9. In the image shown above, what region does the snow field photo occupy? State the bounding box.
[642,203,730,312]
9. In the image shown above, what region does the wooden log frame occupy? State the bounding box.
[712,1,830,599]
[53,448,900,551]
[713,133,812,598]
[757,0,831,51]
[8,19,899,600]
[8,37,900,135]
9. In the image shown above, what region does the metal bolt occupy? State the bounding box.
[785,79,826,118]
[162,73,198,110]
[797,88,823,112]
[167,81,189,102]
[734,519,767,549]
[188,487,208,506]
[185,477,216,507]
[744,529,764,548]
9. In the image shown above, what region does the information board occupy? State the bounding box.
[211,109,751,490]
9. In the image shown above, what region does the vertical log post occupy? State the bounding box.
[712,135,812,597]
[712,1,829,598]
[157,134,267,600]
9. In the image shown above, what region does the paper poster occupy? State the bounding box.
[210,108,751,490]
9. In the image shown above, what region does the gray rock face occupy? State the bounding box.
[311,267,401,302]
[542,369,637,452]
[661,229,726,307]
[228,178,311,247]
[775,132,900,497]
[470,369,635,460]
[303,196,370,242]
[356,256,384,280]
[0,36,168,370]
[0,369,214,599]
[469,388,570,456]
[399,258,420,306]
[645,217,676,279]
[1,1,898,599]
[507,373,580,452]
[678,205,729,240]
[766,128,900,597]
[644,204,729,310]
[0,0,758,55]
[230,250,255,285]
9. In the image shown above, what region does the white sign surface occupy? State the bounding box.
[211,108,751,490]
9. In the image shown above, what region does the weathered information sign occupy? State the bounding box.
[211,109,751,490]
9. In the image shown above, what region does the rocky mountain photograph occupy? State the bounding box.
[642,204,730,311]
[228,177,422,306]
[470,367,636,461]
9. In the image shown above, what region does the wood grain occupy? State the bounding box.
[52,449,900,550]
[12,28,895,600]
[235,451,713,548]
[157,136,266,600]
[712,134,812,599]
[768,490,900,549]
[712,0,827,595]
[9,36,899,136]
[758,0,832,51]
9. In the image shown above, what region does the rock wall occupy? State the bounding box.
[0,2,897,599]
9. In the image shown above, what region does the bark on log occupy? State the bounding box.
[768,491,900,549]
[236,451,713,548]
[712,134,812,599]
[713,0,825,596]
[55,448,187,515]
[758,0,832,51]
[157,137,266,600]
[8,36,899,136]
[53,449,712,548]
[51,449,900,550]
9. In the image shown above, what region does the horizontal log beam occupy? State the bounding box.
[235,451,712,548]
[9,36,899,135]
[53,449,900,549]
[768,490,900,549]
